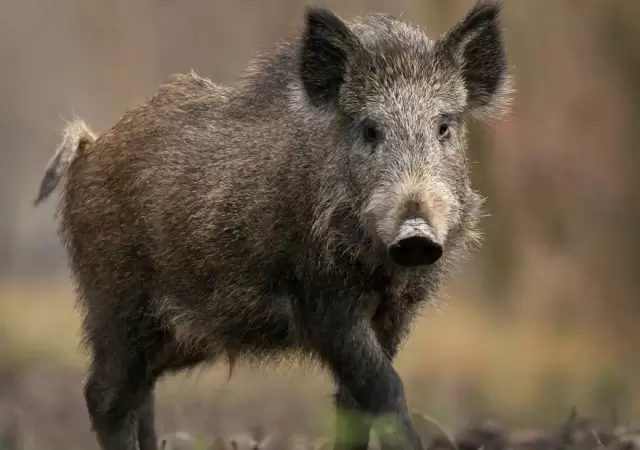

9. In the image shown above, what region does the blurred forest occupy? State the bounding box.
[2,0,640,448]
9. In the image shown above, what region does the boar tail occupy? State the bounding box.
[34,118,96,206]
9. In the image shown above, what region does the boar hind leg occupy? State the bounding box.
[84,357,155,450]
[82,300,166,450]
[137,392,158,450]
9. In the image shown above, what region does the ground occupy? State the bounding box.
[0,279,638,450]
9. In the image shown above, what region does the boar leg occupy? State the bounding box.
[82,299,167,450]
[84,356,155,450]
[311,317,423,450]
[334,384,372,450]
[334,327,408,450]
[137,392,158,450]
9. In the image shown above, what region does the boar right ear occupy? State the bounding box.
[300,7,359,108]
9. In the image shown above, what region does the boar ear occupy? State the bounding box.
[300,7,359,108]
[438,0,512,120]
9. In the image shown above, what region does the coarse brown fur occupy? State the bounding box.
[35,2,512,450]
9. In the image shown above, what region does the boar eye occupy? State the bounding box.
[437,122,451,141]
[361,119,383,146]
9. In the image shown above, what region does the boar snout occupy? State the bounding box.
[387,218,443,267]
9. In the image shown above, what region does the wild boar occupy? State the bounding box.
[34,1,511,449]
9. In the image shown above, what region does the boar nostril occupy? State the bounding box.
[388,235,444,267]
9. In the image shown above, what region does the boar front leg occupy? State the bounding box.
[309,314,423,450]
[333,385,372,450]
[333,317,414,450]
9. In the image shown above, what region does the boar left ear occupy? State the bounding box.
[438,0,513,120]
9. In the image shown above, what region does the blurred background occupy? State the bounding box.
[2,0,640,448]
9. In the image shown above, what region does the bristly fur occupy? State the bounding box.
[34,2,512,450]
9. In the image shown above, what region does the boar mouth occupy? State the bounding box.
[387,218,444,267]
